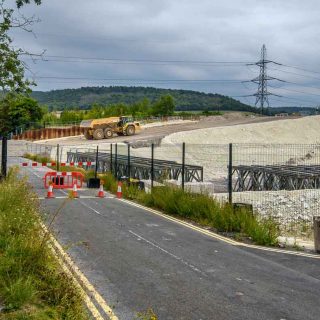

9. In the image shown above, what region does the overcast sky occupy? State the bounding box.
[9,0,320,108]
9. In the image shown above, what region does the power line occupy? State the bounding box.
[12,30,193,44]
[274,63,320,76]
[32,76,245,83]
[272,95,318,104]
[269,66,320,81]
[268,84,320,97]
[23,54,252,65]
[268,97,316,108]
[24,57,249,67]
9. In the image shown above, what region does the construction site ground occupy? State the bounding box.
[35,112,293,146]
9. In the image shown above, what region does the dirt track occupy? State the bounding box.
[36,113,294,146]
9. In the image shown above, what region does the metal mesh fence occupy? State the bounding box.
[230,144,320,237]
[13,141,320,237]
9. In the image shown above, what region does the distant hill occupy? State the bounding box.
[268,106,319,115]
[31,86,259,113]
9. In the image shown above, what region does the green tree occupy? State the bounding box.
[0,0,42,178]
[42,111,59,123]
[84,103,105,119]
[151,94,175,116]
[60,110,84,123]
[16,0,41,8]
[0,94,43,132]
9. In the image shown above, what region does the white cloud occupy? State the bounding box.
[8,0,320,107]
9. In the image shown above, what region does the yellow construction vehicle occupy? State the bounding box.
[80,116,141,140]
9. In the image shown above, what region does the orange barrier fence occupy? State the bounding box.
[43,171,84,189]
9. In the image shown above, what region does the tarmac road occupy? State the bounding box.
[14,159,320,320]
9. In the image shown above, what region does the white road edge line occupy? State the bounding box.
[129,230,206,276]
[119,199,320,260]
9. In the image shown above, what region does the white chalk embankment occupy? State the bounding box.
[161,115,320,145]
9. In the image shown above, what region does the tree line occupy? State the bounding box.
[43,94,176,123]
[31,86,257,113]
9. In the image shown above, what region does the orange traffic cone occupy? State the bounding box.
[46,184,55,198]
[72,183,79,198]
[96,183,105,198]
[117,181,122,199]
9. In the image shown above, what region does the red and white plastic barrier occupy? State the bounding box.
[43,171,84,189]
[21,161,95,167]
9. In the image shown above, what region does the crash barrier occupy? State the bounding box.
[43,171,84,189]
[21,161,95,167]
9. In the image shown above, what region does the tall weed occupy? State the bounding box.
[101,176,279,246]
[0,170,89,319]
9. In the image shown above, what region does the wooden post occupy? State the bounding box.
[314,217,320,253]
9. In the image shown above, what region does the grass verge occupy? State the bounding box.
[100,173,279,246]
[23,152,51,165]
[0,170,89,319]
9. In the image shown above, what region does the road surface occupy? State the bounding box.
[13,158,320,320]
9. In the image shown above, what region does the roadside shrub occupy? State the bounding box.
[23,153,51,164]
[100,172,118,194]
[135,186,279,246]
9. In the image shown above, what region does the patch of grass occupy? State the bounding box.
[0,169,89,319]
[100,173,279,246]
[23,153,51,165]
[136,309,158,320]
